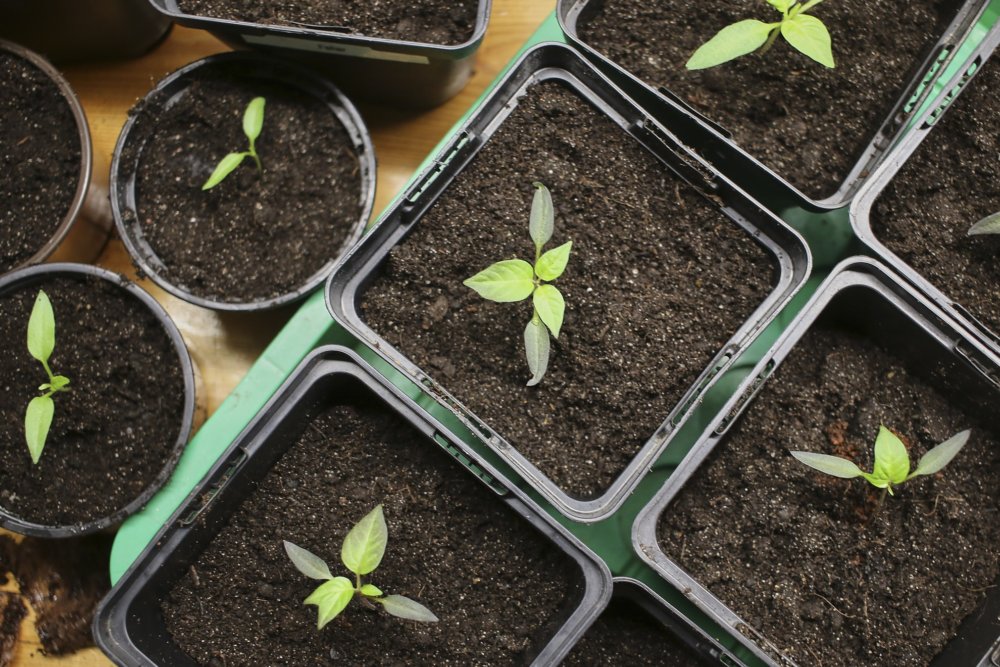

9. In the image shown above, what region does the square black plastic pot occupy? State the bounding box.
[93,346,612,666]
[852,22,1000,361]
[326,42,810,524]
[633,257,1000,667]
[146,0,491,108]
[557,0,989,212]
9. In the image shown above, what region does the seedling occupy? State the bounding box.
[283,504,438,628]
[968,210,1000,236]
[24,290,70,464]
[202,96,266,190]
[687,0,835,70]
[464,182,572,386]
[790,425,970,495]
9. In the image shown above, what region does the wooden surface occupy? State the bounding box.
[3,2,554,664]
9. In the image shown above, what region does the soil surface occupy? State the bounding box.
[0,51,81,272]
[0,592,27,666]
[123,70,363,304]
[163,401,582,666]
[656,321,1000,666]
[562,598,704,666]
[577,0,962,200]
[0,274,186,527]
[177,0,478,45]
[871,59,1000,337]
[361,82,776,499]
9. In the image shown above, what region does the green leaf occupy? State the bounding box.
[529,182,554,254]
[27,290,55,365]
[909,429,970,479]
[687,20,779,70]
[860,471,892,490]
[243,97,266,143]
[533,285,565,338]
[25,395,54,465]
[202,152,247,190]
[49,375,70,391]
[376,595,439,623]
[873,426,910,485]
[341,504,387,576]
[360,583,383,597]
[283,540,333,580]
[463,259,535,303]
[767,0,794,13]
[969,211,1000,236]
[789,451,864,479]
[524,314,550,387]
[535,241,572,282]
[781,14,834,68]
[304,577,354,629]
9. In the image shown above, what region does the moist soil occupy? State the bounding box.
[0,592,26,666]
[360,81,776,499]
[577,0,962,200]
[162,402,582,666]
[122,70,363,304]
[0,51,81,272]
[177,0,478,45]
[562,598,704,666]
[0,274,186,527]
[656,322,1000,666]
[871,59,1000,337]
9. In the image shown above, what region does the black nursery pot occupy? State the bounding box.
[93,346,612,667]
[0,263,196,538]
[111,51,376,312]
[633,258,1000,667]
[326,43,810,523]
[146,0,492,108]
[557,0,988,211]
[0,39,112,274]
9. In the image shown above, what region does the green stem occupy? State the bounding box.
[41,359,55,384]
[249,147,262,173]
[796,0,825,14]
[759,26,781,55]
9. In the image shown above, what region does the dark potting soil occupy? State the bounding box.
[162,403,582,666]
[0,275,186,527]
[360,82,776,499]
[0,592,27,666]
[871,59,1000,337]
[577,0,962,200]
[124,73,363,304]
[656,323,1000,666]
[0,51,81,272]
[562,598,704,666]
[177,0,478,45]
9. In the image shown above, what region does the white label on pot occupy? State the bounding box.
[242,34,431,64]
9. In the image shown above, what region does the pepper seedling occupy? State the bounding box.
[790,425,970,495]
[202,96,266,190]
[968,210,1000,236]
[24,290,70,464]
[464,182,572,386]
[687,0,834,70]
[284,504,438,628]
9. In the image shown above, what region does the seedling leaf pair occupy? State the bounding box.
[791,425,970,495]
[202,96,266,190]
[464,182,572,386]
[968,211,1000,236]
[24,290,71,464]
[284,505,437,629]
[687,0,834,70]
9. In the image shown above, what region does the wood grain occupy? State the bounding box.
[3,1,554,664]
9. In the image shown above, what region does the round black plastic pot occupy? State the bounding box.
[0,0,171,64]
[633,257,1000,667]
[93,345,612,666]
[0,262,196,539]
[146,0,492,108]
[0,39,113,274]
[111,51,376,312]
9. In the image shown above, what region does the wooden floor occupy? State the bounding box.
[3,2,554,664]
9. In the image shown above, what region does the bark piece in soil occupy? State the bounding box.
[162,402,582,666]
[0,51,80,272]
[125,72,363,304]
[871,59,1000,337]
[0,275,186,527]
[576,0,962,199]
[176,0,478,45]
[656,321,1000,667]
[360,81,776,499]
